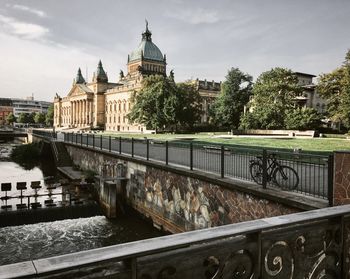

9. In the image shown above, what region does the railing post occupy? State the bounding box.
[165,141,169,165]
[119,137,122,154]
[262,149,267,189]
[75,133,78,145]
[93,134,95,148]
[109,136,111,152]
[100,135,103,150]
[190,143,193,170]
[131,138,134,157]
[146,139,149,160]
[87,134,89,147]
[80,134,83,146]
[328,154,334,206]
[221,145,225,178]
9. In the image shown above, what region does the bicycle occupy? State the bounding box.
[249,153,299,190]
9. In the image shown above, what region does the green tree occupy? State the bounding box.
[46,105,54,127]
[317,50,350,129]
[176,82,202,129]
[240,67,302,129]
[128,75,178,131]
[27,112,35,124]
[210,68,253,129]
[6,113,16,125]
[285,107,322,130]
[34,112,46,125]
[128,75,202,132]
[17,113,29,123]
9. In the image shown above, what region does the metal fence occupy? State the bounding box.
[32,130,333,202]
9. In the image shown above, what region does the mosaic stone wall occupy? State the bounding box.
[334,152,350,206]
[127,166,299,232]
[66,145,300,233]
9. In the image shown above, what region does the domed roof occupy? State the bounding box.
[129,22,164,63]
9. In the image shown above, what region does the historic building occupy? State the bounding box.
[191,79,221,123]
[294,72,327,113]
[54,22,167,132]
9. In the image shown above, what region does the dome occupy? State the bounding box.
[129,22,164,62]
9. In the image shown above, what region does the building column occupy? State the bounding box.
[76,101,79,125]
[71,102,74,126]
[78,100,82,126]
[85,100,88,125]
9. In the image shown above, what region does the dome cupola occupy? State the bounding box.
[129,21,165,63]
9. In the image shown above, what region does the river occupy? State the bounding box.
[0,142,162,265]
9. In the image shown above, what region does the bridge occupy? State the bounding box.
[1,129,349,278]
[0,130,27,141]
[1,204,350,278]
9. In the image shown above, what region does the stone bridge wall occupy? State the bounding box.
[66,145,301,233]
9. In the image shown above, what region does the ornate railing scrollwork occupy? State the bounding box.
[264,241,294,279]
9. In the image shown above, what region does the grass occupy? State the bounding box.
[101,132,350,152]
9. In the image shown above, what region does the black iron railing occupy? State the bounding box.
[33,131,332,201]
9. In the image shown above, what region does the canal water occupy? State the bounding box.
[0,142,163,265]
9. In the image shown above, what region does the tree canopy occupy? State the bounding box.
[46,105,54,127]
[240,67,302,129]
[17,112,35,124]
[34,112,46,125]
[6,113,16,125]
[128,75,202,131]
[210,68,253,129]
[284,107,322,130]
[317,50,350,129]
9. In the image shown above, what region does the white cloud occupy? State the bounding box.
[166,8,220,24]
[0,15,49,40]
[11,4,47,18]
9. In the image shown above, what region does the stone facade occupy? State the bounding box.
[65,145,299,233]
[54,23,166,132]
[54,22,224,131]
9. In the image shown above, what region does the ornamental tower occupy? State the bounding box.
[127,20,166,76]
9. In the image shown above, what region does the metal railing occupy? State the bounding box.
[33,131,332,201]
[1,204,349,278]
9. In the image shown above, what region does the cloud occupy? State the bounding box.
[11,4,47,18]
[0,15,49,40]
[166,8,220,24]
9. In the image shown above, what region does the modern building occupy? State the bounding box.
[0,98,13,125]
[11,96,52,118]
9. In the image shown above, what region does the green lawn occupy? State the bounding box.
[101,132,350,152]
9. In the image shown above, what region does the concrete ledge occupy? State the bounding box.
[65,143,328,211]
[0,261,36,279]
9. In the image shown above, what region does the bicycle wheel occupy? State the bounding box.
[249,162,263,185]
[273,165,299,190]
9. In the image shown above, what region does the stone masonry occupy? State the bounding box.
[66,145,300,233]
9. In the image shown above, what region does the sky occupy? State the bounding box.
[0,0,349,102]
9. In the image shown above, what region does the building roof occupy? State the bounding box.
[129,21,164,63]
[197,79,221,91]
[77,84,94,93]
[295,72,316,78]
[95,60,108,83]
[0,98,12,106]
[75,68,85,84]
